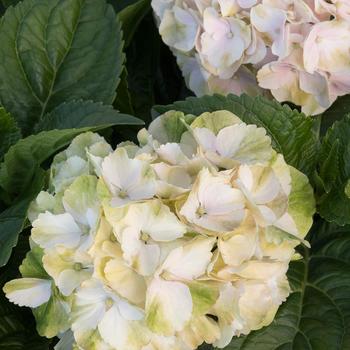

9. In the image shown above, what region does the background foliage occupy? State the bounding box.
[0,0,349,349]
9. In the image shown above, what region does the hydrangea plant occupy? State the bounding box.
[152,0,350,115]
[3,110,315,350]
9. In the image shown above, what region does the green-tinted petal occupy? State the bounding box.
[215,123,273,166]
[20,246,49,279]
[288,166,315,238]
[191,110,241,134]
[146,278,192,336]
[33,287,71,338]
[63,175,100,227]
[188,281,219,316]
[66,132,109,159]
[3,278,52,308]
[149,111,196,144]
[28,191,56,223]
[51,155,89,193]
[74,329,113,350]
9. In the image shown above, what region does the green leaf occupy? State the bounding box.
[0,0,19,7]
[0,108,21,161]
[0,0,124,134]
[321,95,350,135]
[125,13,161,123]
[317,116,350,225]
[223,230,350,350]
[153,94,319,177]
[118,0,150,47]
[0,169,45,267]
[34,99,143,132]
[318,139,340,194]
[114,68,135,115]
[0,235,29,287]
[107,0,139,12]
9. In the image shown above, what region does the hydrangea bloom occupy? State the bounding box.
[152,0,350,115]
[4,111,315,349]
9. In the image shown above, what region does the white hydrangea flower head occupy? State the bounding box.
[4,111,315,349]
[152,0,350,115]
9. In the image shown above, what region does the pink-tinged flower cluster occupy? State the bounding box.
[152,0,350,115]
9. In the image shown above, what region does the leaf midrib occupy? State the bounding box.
[288,251,346,350]
[39,0,85,120]
[14,2,43,107]
[14,0,85,122]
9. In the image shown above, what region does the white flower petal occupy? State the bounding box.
[161,237,215,280]
[3,278,51,308]
[32,212,82,249]
[99,304,149,350]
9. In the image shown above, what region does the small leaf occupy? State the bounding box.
[107,0,139,12]
[320,95,350,135]
[118,0,150,47]
[153,94,319,177]
[114,68,135,115]
[0,107,21,161]
[0,169,45,267]
[318,116,350,225]
[0,0,124,134]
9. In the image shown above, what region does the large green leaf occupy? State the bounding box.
[0,108,21,161]
[153,94,319,177]
[118,0,150,47]
[0,0,124,134]
[221,229,350,350]
[34,99,142,132]
[317,116,350,225]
